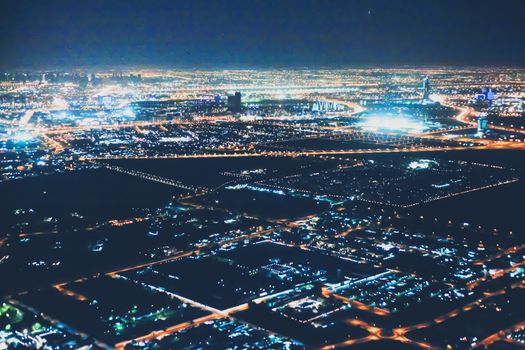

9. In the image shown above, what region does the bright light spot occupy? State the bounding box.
[11,132,36,142]
[159,136,192,143]
[357,114,426,134]
[429,94,445,103]
[121,107,135,118]
[93,85,125,97]
[53,111,69,119]
[378,243,395,251]
[408,159,437,170]
[52,97,69,110]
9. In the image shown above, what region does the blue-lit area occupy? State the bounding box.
[408,159,438,170]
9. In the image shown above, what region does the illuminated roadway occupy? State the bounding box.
[76,141,525,162]
[320,280,525,350]
[104,163,208,193]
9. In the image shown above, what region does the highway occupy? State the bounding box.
[77,142,525,162]
[114,313,223,350]
[321,287,391,316]
[441,96,525,136]
[104,163,208,193]
[321,281,524,350]
[472,318,525,348]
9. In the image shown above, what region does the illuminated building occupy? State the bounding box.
[475,87,496,106]
[311,100,342,112]
[482,87,495,102]
[478,116,489,134]
[422,76,431,100]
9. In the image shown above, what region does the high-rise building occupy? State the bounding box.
[89,73,97,86]
[422,76,431,100]
[227,92,242,113]
[477,116,489,133]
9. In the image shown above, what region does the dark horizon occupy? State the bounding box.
[1,0,525,70]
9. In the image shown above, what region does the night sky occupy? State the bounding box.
[1,0,525,69]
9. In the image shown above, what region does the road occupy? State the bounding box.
[77,142,525,162]
[104,163,208,193]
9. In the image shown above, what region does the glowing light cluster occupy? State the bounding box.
[408,159,438,170]
[10,131,37,142]
[357,114,426,134]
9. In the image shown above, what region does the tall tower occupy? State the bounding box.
[227,92,242,113]
[422,76,431,100]
[477,116,489,134]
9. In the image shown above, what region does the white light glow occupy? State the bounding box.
[121,107,135,118]
[408,159,437,170]
[11,132,36,142]
[357,114,426,134]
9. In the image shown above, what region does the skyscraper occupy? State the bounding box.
[422,76,431,100]
[228,92,242,113]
